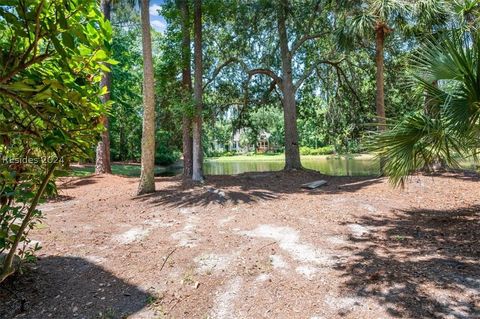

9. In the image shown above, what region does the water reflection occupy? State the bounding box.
[161,155,478,177]
[203,155,380,176]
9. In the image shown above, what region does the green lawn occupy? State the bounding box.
[70,164,178,177]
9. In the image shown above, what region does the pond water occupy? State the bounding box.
[203,155,380,176]
[161,155,478,177]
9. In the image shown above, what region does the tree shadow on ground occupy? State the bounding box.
[44,194,75,202]
[336,205,480,318]
[427,169,480,183]
[135,170,383,207]
[60,175,100,189]
[0,256,151,319]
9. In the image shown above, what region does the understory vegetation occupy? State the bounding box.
[0,0,111,282]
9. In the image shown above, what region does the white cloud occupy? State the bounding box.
[149,4,162,16]
[151,19,166,33]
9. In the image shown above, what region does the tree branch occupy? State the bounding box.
[265,79,278,100]
[18,1,45,67]
[313,60,361,105]
[203,58,282,91]
[0,53,51,84]
[330,63,361,105]
[247,68,282,87]
[203,57,247,90]
[294,58,344,91]
[0,87,54,126]
[291,32,330,54]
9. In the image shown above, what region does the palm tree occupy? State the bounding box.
[137,0,156,194]
[450,0,479,45]
[452,0,479,32]
[369,31,480,186]
[344,0,410,131]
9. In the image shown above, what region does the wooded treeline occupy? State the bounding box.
[96,0,478,191]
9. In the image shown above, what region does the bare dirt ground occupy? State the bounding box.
[1,170,479,319]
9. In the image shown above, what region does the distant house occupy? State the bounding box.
[229,128,254,153]
[256,131,271,153]
[231,129,242,152]
[209,128,279,154]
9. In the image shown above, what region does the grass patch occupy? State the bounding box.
[70,164,177,177]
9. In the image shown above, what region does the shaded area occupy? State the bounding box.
[427,169,480,183]
[337,205,480,318]
[69,157,479,178]
[135,170,384,207]
[69,163,180,178]
[43,194,75,202]
[62,176,99,189]
[0,256,150,319]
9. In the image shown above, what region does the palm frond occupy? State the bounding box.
[368,112,471,187]
[368,30,480,186]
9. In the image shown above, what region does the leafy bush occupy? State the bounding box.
[155,131,181,165]
[0,0,111,283]
[333,140,367,154]
[205,150,236,158]
[300,146,335,155]
[155,150,181,166]
[222,151,236,157]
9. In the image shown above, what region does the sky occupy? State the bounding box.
[149,0,167,33]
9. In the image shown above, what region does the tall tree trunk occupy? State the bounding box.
[95,0,112,174]
[138,0,156,194]
[179,0,193,177]
[192,0,203,181]
[375,23,386,131]
[278,0,302,170]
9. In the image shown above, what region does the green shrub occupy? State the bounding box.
[223,151,236,157]
[155,150,181,166]
[300,146,312,155]
[0,0,111,283]
[205,150,237,158]
[155,131,181,165]
[300,146,335,155]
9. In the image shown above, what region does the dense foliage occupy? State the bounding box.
[105,0,430,161]
[106,14,182,165]
[162,1,426,155]
[370,31,480,186]
[0,0,111,282]
[101,1,477,171]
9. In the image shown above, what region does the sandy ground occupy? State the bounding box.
[1,170,479,319]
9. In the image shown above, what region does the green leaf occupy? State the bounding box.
[62,32,75,50]
[99,63,111,72]
[93,49,108,61]
[51,36,68,58]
